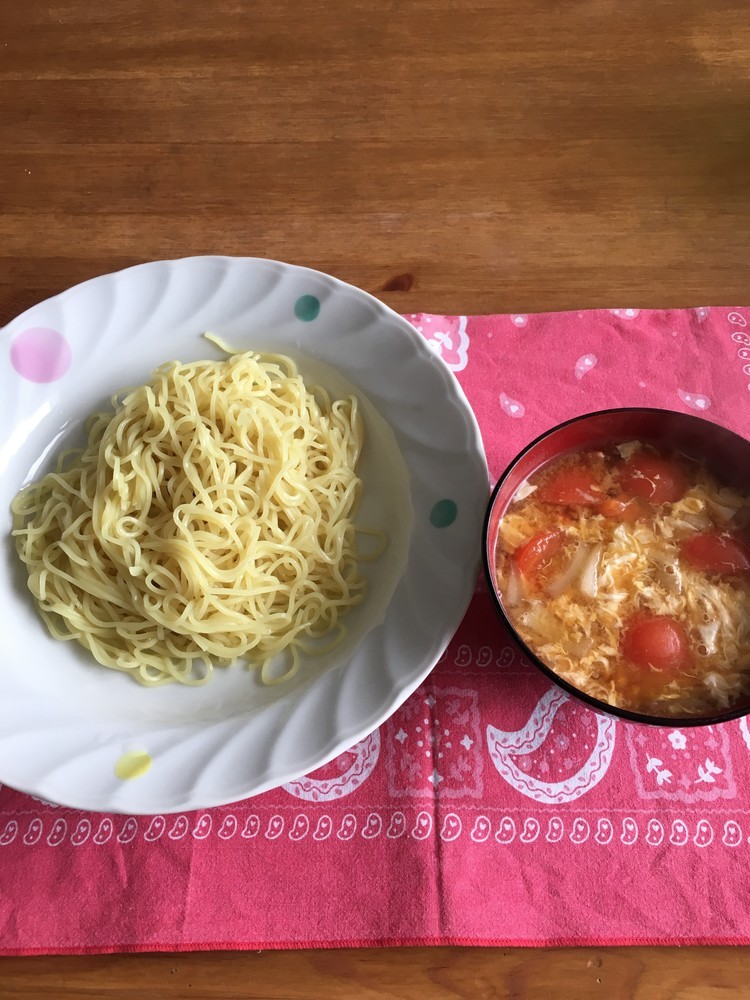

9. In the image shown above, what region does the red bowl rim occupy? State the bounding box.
[481,405,750,728]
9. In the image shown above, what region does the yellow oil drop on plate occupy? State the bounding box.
[114,750,152,781]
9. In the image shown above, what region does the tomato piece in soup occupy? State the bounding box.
[619,452,689,505]
[622,613,691,672]
[599,494,651,523]
[681,531,750,575]
[537,466,602,506]
[514,529,564,578]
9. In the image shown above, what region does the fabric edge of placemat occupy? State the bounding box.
[4,934,750,956]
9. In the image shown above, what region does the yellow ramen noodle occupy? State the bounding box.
[12,352,373,686]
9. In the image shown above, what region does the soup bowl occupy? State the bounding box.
[482,407,750,727]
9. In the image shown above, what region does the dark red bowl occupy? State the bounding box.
[482,407,750,727]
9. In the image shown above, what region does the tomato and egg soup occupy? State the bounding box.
[495,441,750,717]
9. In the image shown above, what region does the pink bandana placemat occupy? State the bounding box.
[2,306,750,954]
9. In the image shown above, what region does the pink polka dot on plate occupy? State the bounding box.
[10,327,72,383]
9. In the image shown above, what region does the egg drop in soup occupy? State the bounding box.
[495,442,750,717]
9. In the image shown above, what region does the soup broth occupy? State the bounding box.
[495,441,750,717]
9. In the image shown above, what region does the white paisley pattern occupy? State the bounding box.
[283,732,381,802]
[486,689,617,804]
[0,811,740,849]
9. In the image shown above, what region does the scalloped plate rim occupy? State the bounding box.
[0,256,489,813]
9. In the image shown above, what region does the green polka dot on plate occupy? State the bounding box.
[294,294,321,322]
[430,499,457,528]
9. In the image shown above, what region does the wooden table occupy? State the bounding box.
[2,1,750,996]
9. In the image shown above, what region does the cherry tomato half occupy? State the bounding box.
[537,467,602,506]
[680,531,750,575]
[619,453,689,505]
[515,529,564,578]
[622,614,691,672]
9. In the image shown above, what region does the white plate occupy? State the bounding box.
[0,257,488,813]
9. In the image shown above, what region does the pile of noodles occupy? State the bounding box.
[12,351,372,686]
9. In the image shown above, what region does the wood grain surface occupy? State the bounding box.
[3,0,750,996]
[3,947,750,999]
